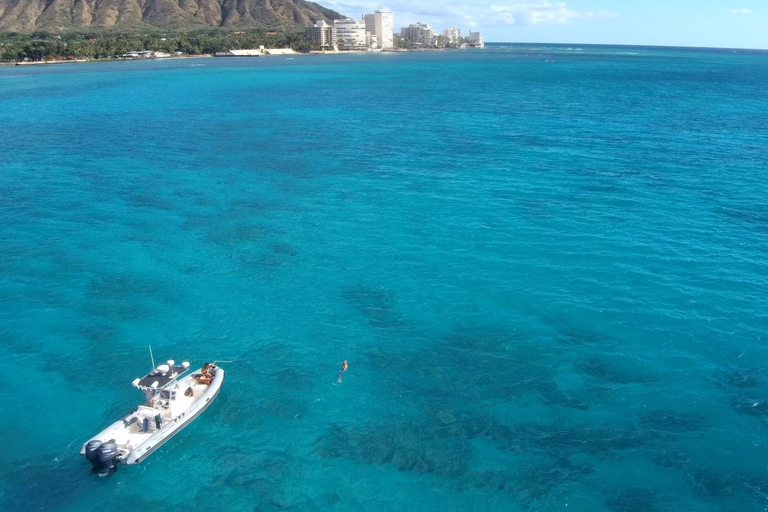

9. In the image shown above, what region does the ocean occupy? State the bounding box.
[1,44,767,511]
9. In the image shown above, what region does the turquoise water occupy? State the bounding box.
[1,44,767,511]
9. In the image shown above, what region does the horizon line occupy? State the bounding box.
[485,41,768,52]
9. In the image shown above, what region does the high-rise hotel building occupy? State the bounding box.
[306,20,337,48]
[363,10,394,49]
[443,27,461,44]
[468,31,485,48]
[400,22,436,46]
[334,18,368,50]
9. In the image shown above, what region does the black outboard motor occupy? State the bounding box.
[85,440,103,471]
[95,440,120,476]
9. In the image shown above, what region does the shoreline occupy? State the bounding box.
[0,53,213,67]
[0,47,473,68]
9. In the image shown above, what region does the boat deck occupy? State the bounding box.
[107,378,211,456]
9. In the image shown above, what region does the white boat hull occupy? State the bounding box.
[80,366,224,467]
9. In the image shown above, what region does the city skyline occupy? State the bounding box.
[319,0,767,49]
[308,11,482,50]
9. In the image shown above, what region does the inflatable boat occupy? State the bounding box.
[80,360,224,475]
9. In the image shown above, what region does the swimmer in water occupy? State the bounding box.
[337,360,348,383]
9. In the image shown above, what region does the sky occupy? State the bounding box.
[321,0,768,49]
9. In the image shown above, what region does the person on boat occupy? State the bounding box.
[154,413,164,430]
[337,360,348,383]
[195,362,214,384]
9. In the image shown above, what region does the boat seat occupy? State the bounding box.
[123,416,140,428]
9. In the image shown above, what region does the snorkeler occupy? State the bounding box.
[337,360,348,383]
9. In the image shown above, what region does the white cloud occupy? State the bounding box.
[728,8,752,14]
[487,1,616,26]
[320,1,616,30]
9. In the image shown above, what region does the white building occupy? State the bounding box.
[362,10,394,49]
[306,20,337,48]
[334,18,368,50]
[468,31,485,48]
[400,22,436,46]
[225,49,263,56]
[374,10,394,49]
[443,27,461,44]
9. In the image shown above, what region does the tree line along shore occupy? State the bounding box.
[0,29,317,63]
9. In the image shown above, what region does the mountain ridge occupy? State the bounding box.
[0,0,343,33]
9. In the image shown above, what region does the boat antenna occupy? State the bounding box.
[149,345,156,369]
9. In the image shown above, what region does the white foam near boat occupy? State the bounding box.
[80,360,224,475]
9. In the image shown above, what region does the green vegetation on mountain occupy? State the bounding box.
[0,0,342,33]
[0,28,318,61]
